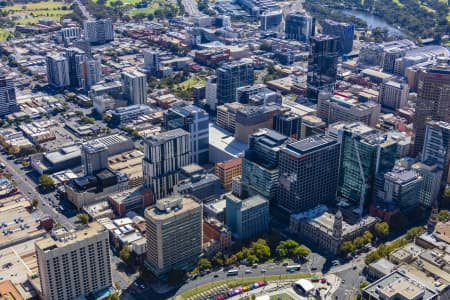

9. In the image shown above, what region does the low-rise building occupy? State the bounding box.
[203,218,231,253]
[215,157,242,189]
[108,187,152,216]
[289,205,378,255]
[366,258,396,281]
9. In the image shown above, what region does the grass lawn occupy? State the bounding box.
[14,15,65,24]
[181,273,311,299]
[0,1,68,11]
[270,294,295,300]
[129,2,160,15]
[175,77,205,91]
[0,28,10,41]
[392,0,404,7]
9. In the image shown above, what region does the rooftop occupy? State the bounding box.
[285,135,338,155]
[145,196,200,221]
[145,128,189,145]
[35,222,106,252]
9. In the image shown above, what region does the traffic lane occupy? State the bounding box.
[332,263,366,300]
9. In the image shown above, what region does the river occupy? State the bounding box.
[340,9,405,37]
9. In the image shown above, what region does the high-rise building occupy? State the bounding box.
[46,54,70,88]
[225,193,269,241]
[241,129,292,201]
[81,58,102,90]
[278,135,340,212]
[411,161,443,207]
[65,47,86,88]
[216,60,254,105]
[163,103,209,164]
[332,122,398,212]
[413,64,450,156]
[0,72,19,116]
[35,223,112,300]
[143,49,160,74]
[321,19,354,54]
[205,75,217,110]
[81,140,109,176]
[421,121,450,184]
[142,129,190,201]
[317,93,380,127]
[306,35,339,102]
[121,70,147,105]
[377,168,422,211]
[378,81,409,110]
[83,19,114,44]
[284,11,315,42]
[144,196,202,277]
[273,112,301,139]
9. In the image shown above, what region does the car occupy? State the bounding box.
[214,274,219,278]
[282,262,289,266]
[311,267,317,271]
[140,285,145,289]
[260,269,266,273]
[341,280,345,284]
[245,270,252,274]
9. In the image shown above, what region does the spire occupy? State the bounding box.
[427,199,439,233]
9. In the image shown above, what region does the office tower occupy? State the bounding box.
[216,60,254,105]
[46,54,70,88]
[273,112,301,139]
[321,19,354,54]
[260,9,283,31]
[236,84,269,104]
[0,72,19,116]
[35,223,112,300]
[65,47,86,88]
[81,58,102,90]
[142,129,190,201]
[225,193,269,241]
[234,104,286,143]
[381,39,416,73]
[317,93,380,127]
[333,122,397,213]
[306,35,339,102]
[378,81,409,110]
[81,140,108,176]
[215,157,242,189]
[378,168,422,211]
[144,196,202,276]
[205,76,217,110]
[412,161,442,207]
[216,102,245,133]
[285,11,315,42]
[163,103,209,164]
[277,135,340,212]
[121,70,147,105]
[413,64,450,156]
[358,42,384,66]
[422,121,450,184]
[83,19,114,44]
[242,129,292,201]
[143,49,160,73]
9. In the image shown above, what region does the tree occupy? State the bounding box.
[293,245,310,259]
[360,281,369,289]
[365,251,381,265]
[106,293,119,300]
[21,160,29,168]
[362,231,373,244]
[212,252,223,266]
[31,198,39,208]
[39,174,54,187]
[197,258,211,270]
[353,236,366,249]
[120,245,131,262]
[76,213,89,224]
[374,222,389,240]
[252,239,271,261]
[341,241,355,254]
[247,254,259,264]
[438,210,450,222]
[406,226,425,241]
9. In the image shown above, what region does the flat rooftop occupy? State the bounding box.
[285,135,337,155]
[144,196,200,221]
[35,222,106,252]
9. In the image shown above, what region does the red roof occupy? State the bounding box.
[216,157,242,170]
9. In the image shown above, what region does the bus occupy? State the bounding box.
[286,265,301,272]
[227,269,239,276]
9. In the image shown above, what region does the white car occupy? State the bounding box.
[245,270,252,274]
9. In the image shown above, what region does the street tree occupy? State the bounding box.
[31,198,39,208]
[39,174,54,188]
[76,213,89,224]
[197,258,212,270]
[374,222,389,240]
[119,245,131,262]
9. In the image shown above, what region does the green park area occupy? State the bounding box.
[270,294,295,300]
[0,1,72,25]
